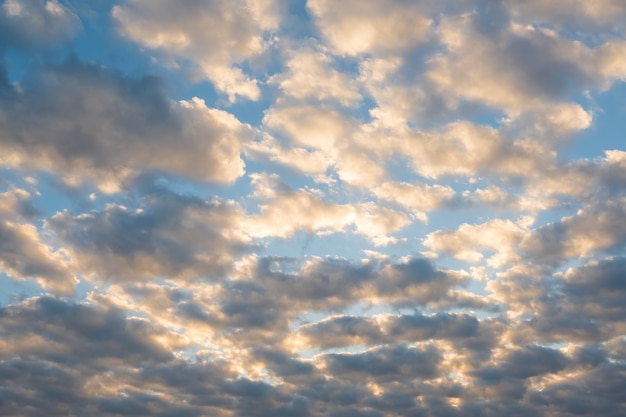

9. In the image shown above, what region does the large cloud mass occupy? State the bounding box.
[1,0,626,416]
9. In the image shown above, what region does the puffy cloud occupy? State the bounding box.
[270,46,361,106]
[424,218,526,266]
[429,9,626,123]
[508,0,626,31]
[295,312,502,354]
[520,197,626,266]
[320,344,441,382]
[245,133,333,176]
[0,61,252,190]
[91,255,466,354]
[0,0,80,50]
[490,257,626,344]
[0,296,176,364]
[430,13,591,116]
[307,0,432,56]
[399,122,552,180]
[2,1,626,416]
[0,296,303,417]
[373,181,455,222]
[0,188,75,294]
[425,194,626,270]
[245,173,409,245]
[113,0,281,101]
[45,187,248,283]
[263,104,354,153]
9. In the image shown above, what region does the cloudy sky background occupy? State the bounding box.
[1,0,626,415]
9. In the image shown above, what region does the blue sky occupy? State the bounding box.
[1,1,626,416]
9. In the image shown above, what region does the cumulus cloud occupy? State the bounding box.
[2,1,626,416]
[372,181,455,222]
[508,0,626,31]
[0,61,252,190]
[45,187,249,283]
[270,45,362,106]
[113,0,281,101]
[295,312,501,354]
[424,218,526,266]
[0,188,75,294]
[307,0,432,56]
[0,0,80,50]
[245,173,409,245]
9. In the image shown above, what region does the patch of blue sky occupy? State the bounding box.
[28,172,102,218]
[65,2,147,71]
[227,85,278,125]
[560,82,626,160]
[2,49,31,83]
[130,170,251,208]
[0,272,44,306]
[260,230,373,263]
[0,167,36,190]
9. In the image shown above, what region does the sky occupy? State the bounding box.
[1,0,626,416]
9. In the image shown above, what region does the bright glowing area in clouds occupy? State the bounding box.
[1,1,626,416]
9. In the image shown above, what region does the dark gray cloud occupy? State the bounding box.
[520,199,626,267]
[0,296,174,365]
[0,0,80,51]
[322,344,441,382]
[45,187,249,283]
[527,361,626,417]
[493,257,626,346]
[0,59,252,188]
[472,345,569,383]
[1,292,625,416]
[297,312,502,357]
[97,256,468,352]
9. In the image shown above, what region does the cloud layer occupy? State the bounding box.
[1,1,626,416]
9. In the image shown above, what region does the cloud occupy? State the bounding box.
[0,188,75,294]
[425,194,626,270]
[307,0,432,56]
[270,45,362,106]
[244,173,409,245]
[0,0,80,50]
[424,218,526,266]
[0,296,176,364]
[508,0,626,31]
[429,7,626,122]
[0,60,252,190]
[373,181,455,222]
[113,0,282,101]
[520,197,626,266]
[321,344,441,382]
[295,312,501,354]
[45,187,249,283]
[87,255,466,355]
[2,1,626,416]
[245,133,333,176]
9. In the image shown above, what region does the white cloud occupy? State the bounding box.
[373,181,455,222]
[424,219,526,267]
[113,0,281,101]
[307,0,432,56]
[243,173,409,245]
[270,46,361,105]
